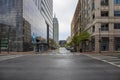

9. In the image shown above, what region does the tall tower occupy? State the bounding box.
[53,14,59,44]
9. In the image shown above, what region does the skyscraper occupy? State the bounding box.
[53,15,59,44]
[0,0,53,51]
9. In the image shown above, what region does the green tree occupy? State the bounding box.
[71,31,90,44]
[78,31,90,42]
[66,41,72,47]
[72,35,79,44]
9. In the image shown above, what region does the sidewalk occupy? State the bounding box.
[0,51,36,61]
[0,51,34,55]
[83,53,120,68]
[83,52,120,56]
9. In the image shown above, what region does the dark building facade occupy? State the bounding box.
[0,0,53,51]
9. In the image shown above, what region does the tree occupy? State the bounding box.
[78,31,90,42]
[72,35,79,44]
[66,41,72,47]
[71,31,90,45]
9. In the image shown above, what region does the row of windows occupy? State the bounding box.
[92,23,120,32]
[101,11,120,17]
[101,23,120,30]
[101,0,120,6]
[114,0,120,4]
[91,37,120,51]
[92,10,120,20]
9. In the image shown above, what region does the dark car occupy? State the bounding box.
[66,47,71,50]
[70,47,77,52]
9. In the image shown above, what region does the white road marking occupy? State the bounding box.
[0,55,24,61]
[113,61,120,63]
[83,54,120,68]
[37,53,81,56]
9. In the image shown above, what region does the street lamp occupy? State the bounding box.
[99,28,101,53]
[0,31,1,54]
[86,40,89,51]
[8,26,10,53]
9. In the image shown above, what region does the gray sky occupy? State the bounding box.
[53,0,78,40]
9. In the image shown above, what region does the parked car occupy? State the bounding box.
[65,46,71,50]
[51,46,57,50]
[70,47,77,52]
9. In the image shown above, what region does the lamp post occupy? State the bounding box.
[0,30,1,54]
[99,28,101,53]
[86,40,89,51]
[7,26,10,53]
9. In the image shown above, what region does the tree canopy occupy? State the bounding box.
[72,31,90,44]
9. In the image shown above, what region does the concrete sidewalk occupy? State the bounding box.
[84,53,120,68]
[0,49,53,56]
[0,54,27,61]
[0,51,36,61]
[0,52,34,57]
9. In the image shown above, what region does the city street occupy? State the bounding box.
[0,48,120,80]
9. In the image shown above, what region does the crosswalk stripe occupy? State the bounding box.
[83,54,120,68]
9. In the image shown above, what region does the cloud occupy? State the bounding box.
[53,0,78,40]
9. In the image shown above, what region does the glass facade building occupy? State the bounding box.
[0,0,53,51]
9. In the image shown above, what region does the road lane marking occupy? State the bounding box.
[0,55,24,61]
[83,54,120,68]
[36,53,81,56]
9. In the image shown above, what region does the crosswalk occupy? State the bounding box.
[84,54,120,68]
[1,52,120,68]
[36,52,81,56]
[0,55,25,61]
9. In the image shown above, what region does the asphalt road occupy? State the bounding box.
[0,48,120,80]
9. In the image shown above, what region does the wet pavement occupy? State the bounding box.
[0,48,120,80]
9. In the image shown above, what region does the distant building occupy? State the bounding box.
[0,0,53,51]
[53,15,59,44]
[66,36,71,44]
[59,40,66,47]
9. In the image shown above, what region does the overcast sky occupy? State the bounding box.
[53,0,78,40]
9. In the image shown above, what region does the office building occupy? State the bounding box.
[66,36,71,44]
[72,0,120,53]
[0,0,53,51]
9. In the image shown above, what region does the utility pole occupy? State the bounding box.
[7,26,10,54]
[0,30,1,54]
[99,28,101,53]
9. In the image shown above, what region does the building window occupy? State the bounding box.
[92,14,95,19]
[101,11,109,17]
[92,0,95,11]
[114,37,120,51]
[101,0,109,6]
[114,0,120,4]
[92,26,95,32]
[101,37,109,51]
[114,11,120,16]
[114,23,120,29]
[101,23,109,31]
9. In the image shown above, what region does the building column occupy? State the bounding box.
[95,36,100,53]
[109,0,114,17]
[109,23,114,53]
[94,23,101,53]
[109,37,114,53]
